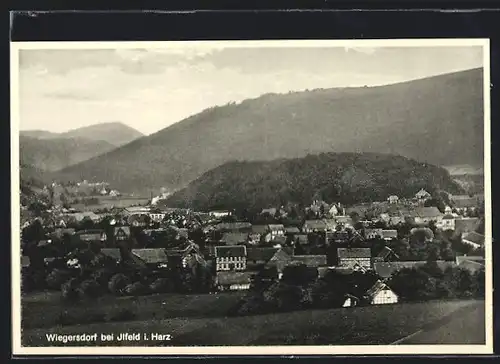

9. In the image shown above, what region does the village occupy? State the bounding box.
[20,178,486,310]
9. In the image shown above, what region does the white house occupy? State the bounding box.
[438,214,456,231]
[365,280,399,305]
[387,195,399,204]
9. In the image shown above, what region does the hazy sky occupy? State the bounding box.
[18,45,483,135]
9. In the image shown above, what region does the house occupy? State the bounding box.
[127,214,149,227]
[251,225,269,235]
[114,226,131,241]
[216,271,254,291]
[328,204,339,217]
[290,255,327,268]
[364,280,398,305]
[415,188,431,201]
[387,195,399,204]
[451,195,479,211]
[438,214,456,231]
[149,212,166,222]
[335,216,353,227]
[220,232,248,246]
[456,255,484,266]
[100,248,122,263]
[376,246,399,262]
[337,248,372,270]
[454,217,480,236]
[51,228,76,239]
[462,232,485,249]
[76,229,107,243]
[294,234,309,246]
[343,293,360,308]
[285,226,301,235]
[381,230,398,241]
[328,230,350,245]
[389,216,405,225]
[413,207,444,224]
[215,245,247,271]
[365,228,383,240]
[268,224,285,240]
[302,220,327,233]
[323,219,338,231]
[246,247,282,267]
[261,207,277,216]
[267,248,294,276]
[131,249,169,269]
[124,206,151,215]
[109,189,120,197]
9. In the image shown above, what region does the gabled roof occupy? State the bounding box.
[215,245,247,258]
[365,280,396,298]
[131,249,168,264]
[462,231,485,246]
[268,224,285,231]
[247,247,279,262]
[251,225,269,234]
[377,246,395,259]
[457,259,485,273]
[114,226,131,239]
[455,218,480,234]
[291,255,327,267]
[216,271,255,286]
[382,230,398,238]
[456,255,484,265]
[100,248,122,262]
[285,226,301,234]
[337,248,371,259]
[413,207,443,218]
[453,198,478,208]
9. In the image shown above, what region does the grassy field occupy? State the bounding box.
[22,291,245,330]
[21,299,483,347]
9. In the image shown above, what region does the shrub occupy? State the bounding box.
[149,278,174,294]
[46,269,72,290]
[108,273,131,295]
[123,282,149,296]
[61,278,80,302]
[78,279,104,299]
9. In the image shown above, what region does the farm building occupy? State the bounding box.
[337,248,372,270]
[216,271,254,291]
[365,280,398,305]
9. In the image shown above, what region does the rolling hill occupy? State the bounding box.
[53,68,483,193]
[20,136,117,172]
[166,152,463,212]
[20,122,144,147]
[19,122,144,172]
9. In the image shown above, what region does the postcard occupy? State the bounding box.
[11,38,493,355]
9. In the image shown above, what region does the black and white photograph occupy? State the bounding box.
[10,39,492,355]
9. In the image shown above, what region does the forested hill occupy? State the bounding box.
[53,68,483,193]
[166,152,463,212]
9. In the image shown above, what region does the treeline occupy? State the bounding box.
[167,153,463,212]
[233,261,484,316]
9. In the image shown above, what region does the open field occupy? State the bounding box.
[22,291,245,330]
[21,299,484,347]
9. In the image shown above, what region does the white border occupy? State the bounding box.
[11,39,493,356]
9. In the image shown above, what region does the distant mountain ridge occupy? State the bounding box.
[53,68,484,193]
[20,122,144,172]
[166,152,463,212]
[20,122,144,147]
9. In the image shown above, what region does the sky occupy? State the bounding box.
[18,45,484,135]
